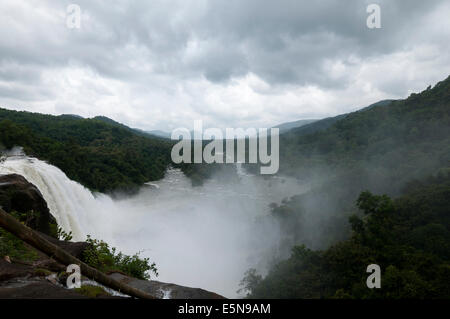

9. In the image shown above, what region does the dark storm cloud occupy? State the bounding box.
[77,0,442,85]
[1,0,442,86]
[187,0,443,86]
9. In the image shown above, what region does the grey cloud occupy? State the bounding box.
[0,84,52,102]
[0,0,443,86]
[0,0,449,130]
[191,0,443,85]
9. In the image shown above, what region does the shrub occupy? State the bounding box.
[82,235,158,280]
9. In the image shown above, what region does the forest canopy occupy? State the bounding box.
[0,109,174,193]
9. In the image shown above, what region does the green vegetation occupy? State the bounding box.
[243,173,450,298]
[0,228,38,262]
[277,76,450,184]
[240,75,450,299]
[179,161,236,186]
[56,226,73,241]
[74,285,110,298]
[0,210,49,262]
[281,76,448,246]
[82,235,158,280]
[0,109,174,193]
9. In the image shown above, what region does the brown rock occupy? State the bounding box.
[0,259,34,281]
[38,231,89,260]
[108,272,226,299]
[0,281,91,299]
[0,174,57,236]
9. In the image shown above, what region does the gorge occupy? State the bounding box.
[0,151,304,298]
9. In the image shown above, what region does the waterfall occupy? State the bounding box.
[0,150,302,297]
[0,155,114,241]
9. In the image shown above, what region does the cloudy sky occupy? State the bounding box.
[1,0,449,131]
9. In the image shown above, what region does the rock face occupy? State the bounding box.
[108,272,226,299]
[38,231,89,260]
[0,281,92,299]
[0,259,91,299]
[0,258,33,281]
[0,174,56,236]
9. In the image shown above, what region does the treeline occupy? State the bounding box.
[0,109,174,193]
[278,76,448,246]
[242,172,450,298]
[276,76,450,186]
[240,75,450,298]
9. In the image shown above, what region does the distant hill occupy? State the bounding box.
[246,74,450,255]
[274,119,318,133]
[146,130,171,139]
[284,99,396,138]
[149,129,256,140]
[241,75,450,259]
[59,114,84,119]
[277,84,449,181]
[242,79,450,299]
[93,116,168,140]
[0,109,175,193]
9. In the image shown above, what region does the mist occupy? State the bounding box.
[0,153,307,298]
[111,165,313,297]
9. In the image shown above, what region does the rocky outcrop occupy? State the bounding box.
[108,272,226,299]
[0,258,96,298]
[0,281,92,299]
[0,258,33,281]
[0,174,56,236]
[38,231,88,260]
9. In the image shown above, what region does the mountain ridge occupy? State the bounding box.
[0,108,175,193]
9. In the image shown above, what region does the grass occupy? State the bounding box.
[0,227,39,262]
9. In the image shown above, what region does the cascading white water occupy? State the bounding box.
[0,155,112,240]
[0,152,306,297]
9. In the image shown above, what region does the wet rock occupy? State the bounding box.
[108,272,226,299]
[0,280,91,299]
[38,231,89,260]
[0,259,34,281]
[30,258,66,273]
[0,174,56,236]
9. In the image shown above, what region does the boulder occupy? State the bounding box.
[0,281,91,299]
[37,231,89,260]
[0,259,34,281]
[108,272,226,299]
[0,174,56,236]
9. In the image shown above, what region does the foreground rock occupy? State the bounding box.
[0,279,91,299]
[0,258,34,281]
[38,231,89,260]
[0,256,126,299]
[0,257,226,299]
[108,272,226,299]
[0,259,87,298]
[0,174,56,236]
[0,255,226,299]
